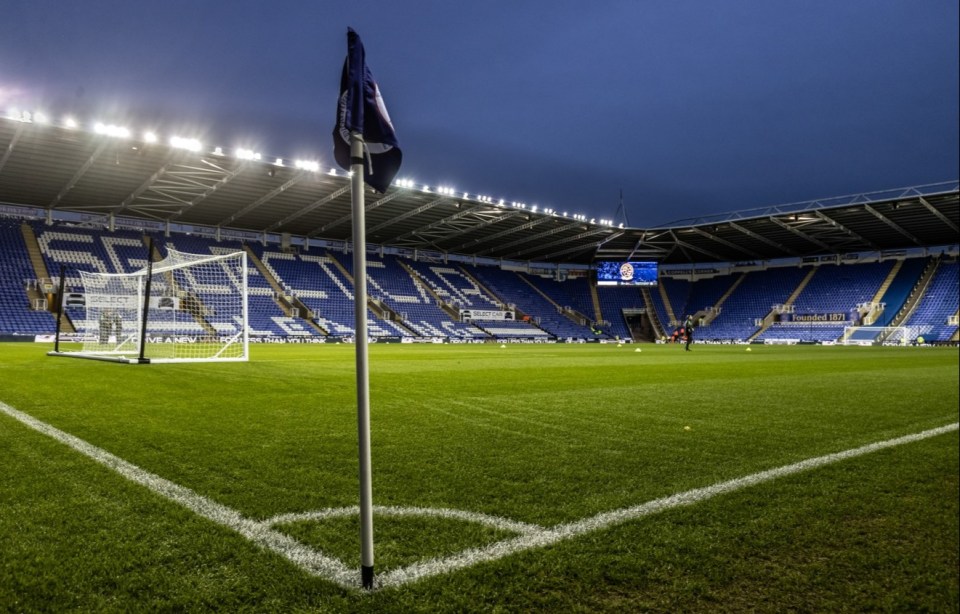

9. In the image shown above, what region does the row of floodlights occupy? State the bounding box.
[4,108,624,228]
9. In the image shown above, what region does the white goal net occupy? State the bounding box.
[840,325,916,346]
[50,249,248,363]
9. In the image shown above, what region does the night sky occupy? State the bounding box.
[2,1,957,226]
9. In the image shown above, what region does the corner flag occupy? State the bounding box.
[333,28,402,193]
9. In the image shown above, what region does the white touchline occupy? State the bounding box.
[2,399,956,592]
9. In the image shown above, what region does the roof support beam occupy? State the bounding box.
[168,160,250,221]
[539,229,624,261]
[49,140,109,209]
[391,204,485,242]
[454,216,552,252]
[863,204,922,245]
[729,221,798,256]
[367,197,450,235]
[309,190,404,236]
[812,210,877,249]
[918,196,959,233]
[669,230,725,260]
[769,216,832,251]
[266,184,350,232]
[509,225,611,258]
[689,227,762,258]
[430,211,524,245]
[484,219,585,256]
[0,122,25,177]
[217,172,306,226]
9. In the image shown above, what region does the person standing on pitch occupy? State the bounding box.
[684,315,695,351]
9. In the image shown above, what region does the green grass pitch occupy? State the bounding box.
[1,342,957,612]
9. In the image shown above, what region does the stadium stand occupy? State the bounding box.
[1,217,957,344]
[0,220,57,334]
[902,259,959,342]
[872,257,930,327]
[595,286,645,340]
[463,264,595,338]
[698,268,809,341]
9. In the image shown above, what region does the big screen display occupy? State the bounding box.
[596,260,658,286]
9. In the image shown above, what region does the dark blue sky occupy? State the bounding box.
[2,1,957,226]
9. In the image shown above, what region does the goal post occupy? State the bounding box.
[840,325,915,346]
[48,248,249,363]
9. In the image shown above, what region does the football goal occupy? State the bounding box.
[48,248,248,363]
[840,325,915,346]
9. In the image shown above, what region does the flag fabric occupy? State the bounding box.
[333,28,402,193]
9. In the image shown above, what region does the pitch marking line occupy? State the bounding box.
[1,400,955,591]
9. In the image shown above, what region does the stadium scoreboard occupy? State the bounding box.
[595,261,658,286]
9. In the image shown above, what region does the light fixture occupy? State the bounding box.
[170,136,202,151]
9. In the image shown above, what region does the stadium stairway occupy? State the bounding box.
[747,266,818,342]
[697,272,747,327]
[330,252,420,337]
[242,245,327,335]
[889,257,941,328]
[397,260,466,323]
[657,282,677,326]
[588,278,603,323]
[862,259,904,324]
[513,272,595,331]
[640,287,667,340]
[20,223,75,333]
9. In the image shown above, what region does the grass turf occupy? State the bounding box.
[0,342,957,612]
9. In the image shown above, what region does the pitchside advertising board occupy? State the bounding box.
[460,309,514,321]
[596,261,658,286]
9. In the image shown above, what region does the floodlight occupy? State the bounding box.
[170,136,202,151]
[143,131,158,143]
[236,148,261,161]
[94,122,130,138]
[294,159,320,172]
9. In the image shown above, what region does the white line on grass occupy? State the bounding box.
[266,505,544,535]
[1,398,955,592]
[377,421,960,588]
[0,400,358,590]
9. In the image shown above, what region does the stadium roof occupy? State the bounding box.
[1,115,957,265]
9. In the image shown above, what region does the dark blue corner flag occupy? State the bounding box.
[333,28,402,193]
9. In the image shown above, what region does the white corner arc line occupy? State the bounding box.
[1,399,955,592]
[266,505,543,536]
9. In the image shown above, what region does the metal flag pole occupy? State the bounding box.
[350,131,375,590]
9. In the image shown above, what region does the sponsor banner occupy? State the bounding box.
[85,295,140,309]
[76,295,180,310]
[460,309,514,321]
[783,312,853,323]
